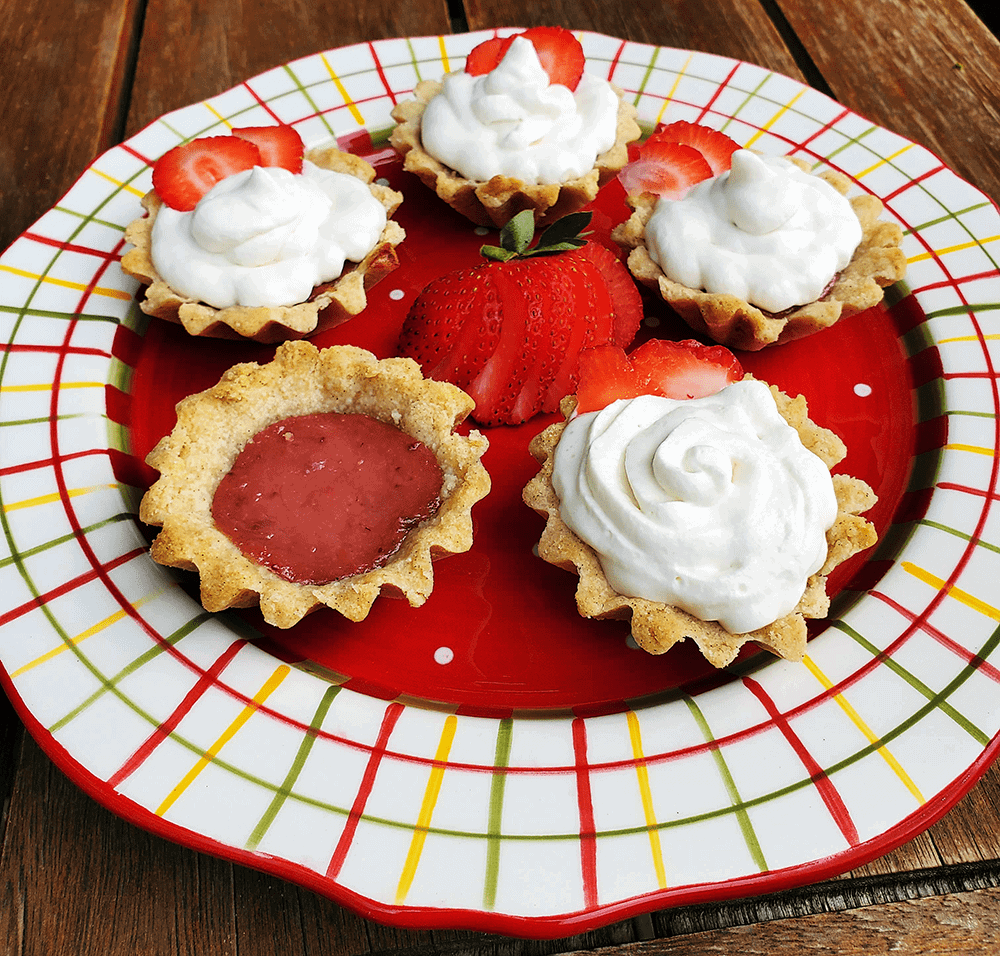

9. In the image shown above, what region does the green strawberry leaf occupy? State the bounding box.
[480,209,593,261]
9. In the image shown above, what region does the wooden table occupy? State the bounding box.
[3,0,1000,952]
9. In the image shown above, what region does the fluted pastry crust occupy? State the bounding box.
[141,341,490,628]
[121,147,405,343]
[389,79,640,227]
[522,383,877,668]
[611,162,906,351]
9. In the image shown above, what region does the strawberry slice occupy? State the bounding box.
[647,121,740,176]
[542,255,611,412]
[466,262,540,426]
[464,35,515,75]
[400,267,503,390]
[572,243,643,348]
[575,339,744,414]
[518,26,585,90]
[232,125,304,173]
[464,26,585,91]
[618,141,713,200]
[510,260,577,423]
[152,136,261,211]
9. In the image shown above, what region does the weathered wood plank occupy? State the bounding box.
[0,0,142,252]
[123,0,454,136]
[461,0,805,78]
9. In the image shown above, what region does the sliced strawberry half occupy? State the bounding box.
[466,262,541,426]
[572,242,643,348]
[152,136,261,211]
[518,26,585,90]
[398,266,501,389]
[464,27,584,91]
[509,261,577,424]
[232,125,304,173]
[464,35,515,75]
[575,339,744,414]
[647,121,740,175]
[618,141,713,200]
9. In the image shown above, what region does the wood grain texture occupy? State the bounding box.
[461,0,805,79]
[123,0,453,135]
[773,0,1000,202]
[572,885,1000,954]
[0,0,143,253]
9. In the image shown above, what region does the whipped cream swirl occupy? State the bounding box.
[551,380,838,633]
[150,159,387,309]
[644,150,863,313]
[419,36,619,184]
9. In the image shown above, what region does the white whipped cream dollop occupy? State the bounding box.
[419,36,620,184]
[551,380,838,633]
[644,150,863,313]
[150,159,387,309]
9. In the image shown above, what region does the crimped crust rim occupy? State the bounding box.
[388,78,641,227]
[611,160,907,351]
[140,341,490,628]
[522,383,878,668]
[121,147,405,343]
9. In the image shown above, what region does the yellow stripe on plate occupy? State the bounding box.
[10,592,160,679]
[743,88,805,149]
[155,665,290,817]
[854,144,914,180]
[395,714,458,904]
[908,236,1000,264]
[0,264,133,302]
[438,35,451,75]
[626,711,668,889]
[903,561,1000,621]
[1,382,104,393]
[91,167,145,198]
[653,51,694,126]
[803,655,925,805]
[5,485,117,513]
[944,443,995,457]
[320,53,365,126]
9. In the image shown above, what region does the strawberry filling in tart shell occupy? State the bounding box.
[212,413,444,585]
[139,341,490,628]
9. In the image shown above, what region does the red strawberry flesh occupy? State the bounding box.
[574,339,744,414]
[152,136,261,211]
[232,125,304,173]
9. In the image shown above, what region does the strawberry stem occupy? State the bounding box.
[480,209,592,262]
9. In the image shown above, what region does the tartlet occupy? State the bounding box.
[140,341,490,628]
[389,79,640,228]
[522,385,877,668]
[612,161,906,351]
[122,147,405,344]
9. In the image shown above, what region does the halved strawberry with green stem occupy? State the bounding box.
[464,26,585,91]
[398,210,644,426]
[574,339,745,415]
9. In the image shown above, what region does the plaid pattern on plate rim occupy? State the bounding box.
[1,29,999,937]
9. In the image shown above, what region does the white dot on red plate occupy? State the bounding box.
[854,383,872,397]
[389,289,404,300]
[474,226,490,236]
[376,177,390,186]
[644,315,661,328]
[626,633,640,650]
[434,646,454,665]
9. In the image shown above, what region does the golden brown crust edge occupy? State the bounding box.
[389,79,641,227]
[611,163,907,351]
[140,341,490,628]
[121,148,405,344]
[521,385,877,668]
